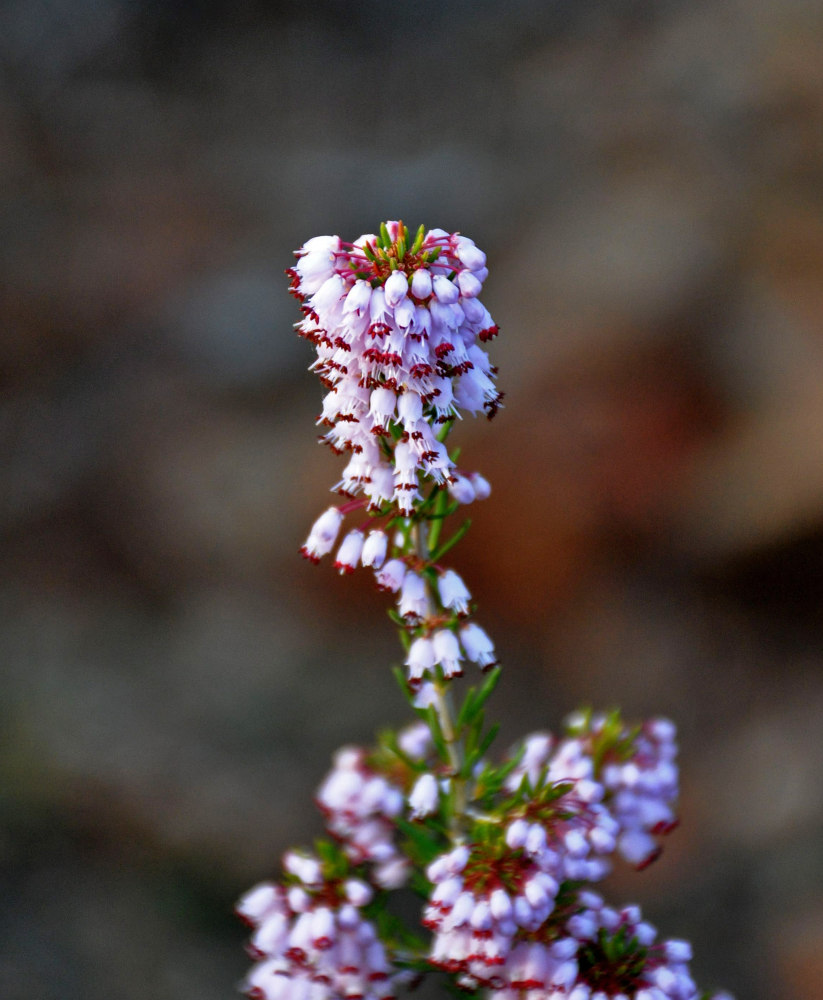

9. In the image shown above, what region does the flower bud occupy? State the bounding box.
[455,238,486,270]
[236,883,279,924]
[361,529,388,569]
[344,879,373,908]
[397,390,423,425]
[343,279,372,316]
[432,274,460,304]
[384,270,409,307]
[312,273,346,313]
[369,386,396,429]
[525,823,548,855]
[405,636,435,684]
[374,857,410,889]
[506,818,528,850]
[489,888,513,922]
[448,474,476,504]
[457,269,483,298]
[311,906,335,949]
[397,722,432,761]
[437,569,471,615]
[459,622,497,669]
[468,471,491,499]
[301,234,338,255]
[409,773,439,818]
[283,851,322,886]
[665,939,693,963]
[398,571,427,620]
[287,886,310,913]
[432,629,463,677]
[411,268,432,298]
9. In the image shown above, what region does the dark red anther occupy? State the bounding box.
[634,846,663,871]
[651,818,680,836]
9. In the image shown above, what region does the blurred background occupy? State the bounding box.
[2,1,823,997]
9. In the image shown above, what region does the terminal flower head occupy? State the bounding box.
[290,222,502,520]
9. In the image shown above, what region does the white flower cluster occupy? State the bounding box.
[505,715,679,870]
[315,747,409,890]
[237,853,403,1000]
[404,619,497,684]
[601,717,679,869]
[424,842,570,973]
[292,223,501,686]
[426,854,718,1000]
[504,797,620,886]
[301,511,498,684]
[418,716,686,993]
[289,221,501,516]
[478,891,709,1000]
[238,717,726,1000]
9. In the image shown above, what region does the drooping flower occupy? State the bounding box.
[300,507,344,563]
[448,474,477,505]
[398,570,429,620]
[432,628,464,678]
[406,635,436,685]
[375,558,407,593]
[468,472,492,500]
[333,529,365,574]
[459,622,498,669]
[437,569,472,615]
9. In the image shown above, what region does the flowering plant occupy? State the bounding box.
[237,222,731,1000]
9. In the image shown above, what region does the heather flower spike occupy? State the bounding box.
[237,223,732,1000]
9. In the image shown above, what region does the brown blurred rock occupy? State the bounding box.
[459,339,722,624]
[776,910,823,1000]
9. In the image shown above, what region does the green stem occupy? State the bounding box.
[411,521,467,836]
[426,486,449,554]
